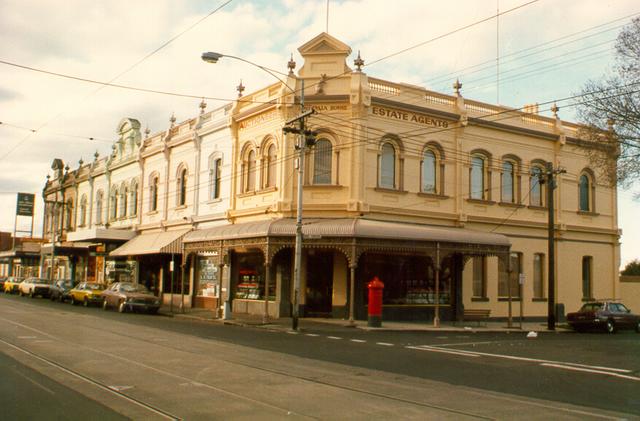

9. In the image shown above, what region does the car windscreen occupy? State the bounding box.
[120,284,150,293]
[581,303,603,312]
[86,284,105,291]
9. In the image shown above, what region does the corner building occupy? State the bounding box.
[183,33,620,322]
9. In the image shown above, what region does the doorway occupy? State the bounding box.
[305,251,333,317]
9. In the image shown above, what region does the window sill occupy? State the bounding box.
[466,198,495,205]
[175,205,187,210]
[257,186,278,193]
[374,187,408,194]
[577,210,599,217]
[206,198,223,204]
[147,210,159,215]
[237,191,256,198]
[532,298,547,302]
[471,297,489,302]
[528,205,547,211]
[498,202,524,208]
[418,192,448,199]
[498,297,521,302]
[304,184,343,189]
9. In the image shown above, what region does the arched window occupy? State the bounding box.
[579,174,591,212]
[80,195,87,226]
[95,190,104,225]
[209,157,222,200]
[149,175,159,212]
[245,150,256,192]
[422,149,437,194]
[470,156,486,200]
[313,139,332,184]
[119,184,128,218]
[65,199,73,230]
[379,142,396,189]
[530,166,544,206]
[177,167,187,206]
[110,188,118,221]
[501,161,515,203]
[129,180,138,216]
[266,144,277,188]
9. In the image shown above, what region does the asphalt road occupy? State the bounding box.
[0,292,638,419]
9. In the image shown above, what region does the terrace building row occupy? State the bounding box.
[41,33,621,322]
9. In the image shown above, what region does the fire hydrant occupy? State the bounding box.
[367,277,384,327]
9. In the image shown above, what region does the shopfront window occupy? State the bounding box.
[360,254,451,305]
[197,256,219,298]
[234,252,274,300]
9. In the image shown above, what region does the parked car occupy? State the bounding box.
[49,280,74,302]
[69,282,106,307]
[567,301,640,333]
[19,278,53,298]
[101,282,161,314]
[0,276,7,290]
[3,277,24,294]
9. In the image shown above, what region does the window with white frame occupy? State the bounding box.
[209,157,222,200]
[177,167,187,206]
[80,195,87,226]
[149,174,159,212]
[579,171,594,212]
[501,161,515,203]
[422,149,437,194]
[242,149,256,193]
[96,190,103,224]
[129,180,138,216]
[530,165,544,206]
[379,142,396,189]
[266,145,277,188]
[119,184,128,218]
[110,188,118,221]
[470,155,486,200]
[313,139,332,184]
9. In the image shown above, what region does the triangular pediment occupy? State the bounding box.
[298,32,352,56]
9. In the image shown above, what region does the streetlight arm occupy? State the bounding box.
[201,52,296,95]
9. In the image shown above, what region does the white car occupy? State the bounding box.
[19,277,53,298]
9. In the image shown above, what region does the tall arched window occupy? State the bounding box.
[177,167,187,206]
[470,156,486,200]
[422,149,437,194]
[80,195,87,226]
[501,161,515,203]
[246,150,256,192]
[209,157,222,200]
[379,142,396,189]
[530,166,544,206]
[313,139,332,184]
[65,199,73,230]
[119,184,128,218]
[110,188,118,221]
[129,180,138,216]
[266,145,277,188]
[149,175,158,212]
[95,190,104,225]
[579,174,591,211]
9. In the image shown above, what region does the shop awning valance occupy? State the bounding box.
[110,229,190,257]
[183,218,510,247]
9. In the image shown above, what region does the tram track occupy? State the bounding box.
[0,298,494,420]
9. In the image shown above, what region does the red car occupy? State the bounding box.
[567,301,640,333]
[101,282,161,314]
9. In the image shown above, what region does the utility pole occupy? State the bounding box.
[542,162,565,331]
[283,80,316,331]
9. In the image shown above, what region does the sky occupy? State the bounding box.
[0,0,638,268]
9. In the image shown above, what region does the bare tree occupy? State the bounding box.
[576,17,640,187]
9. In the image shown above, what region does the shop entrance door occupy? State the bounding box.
[305,251,333,317]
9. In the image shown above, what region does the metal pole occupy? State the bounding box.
[546,162,556,331]
[180,258,185,314]
[348,264,356,326]
[50,200,56,281]
[170,253,175,314]
[519,272,524,329]
[263,262,270,323]
[507,255,513,328]
[433,243,440,327]
[292,79,305,331]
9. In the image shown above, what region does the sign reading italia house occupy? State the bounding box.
[16,192,35,216]
[371,106,449,128]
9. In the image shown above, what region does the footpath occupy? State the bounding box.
[159,307,572,333]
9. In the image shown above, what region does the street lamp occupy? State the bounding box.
[202,52,310,330]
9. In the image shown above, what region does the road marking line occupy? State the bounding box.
[376,342,394,347]
[406,346,480,358]
[305,333,319,337]
[350,339,366,343]
[286,331,299,335]
[327,336,342,340]
[12,368,55,395]
[541,363,640,381]
[409,345,633,374]
[434,341,499,347]
[17,336,36,339]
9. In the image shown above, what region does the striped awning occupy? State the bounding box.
[110,229,190,257]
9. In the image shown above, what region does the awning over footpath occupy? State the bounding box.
[183,218,510,247]
[110,229,190,257]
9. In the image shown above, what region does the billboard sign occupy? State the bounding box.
[16,193,35,217]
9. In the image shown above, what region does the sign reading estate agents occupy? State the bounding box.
[16,193,35,216]
[371,106,449,128]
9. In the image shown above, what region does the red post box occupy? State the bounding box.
[367,276,384,327]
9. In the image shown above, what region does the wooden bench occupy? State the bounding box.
[461,309,491,326]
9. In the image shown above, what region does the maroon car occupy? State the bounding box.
[567,301,640,333]
[101,282,161,314]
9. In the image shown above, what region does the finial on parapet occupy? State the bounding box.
[354,51,364,72]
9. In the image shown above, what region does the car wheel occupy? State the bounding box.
[71,297,77,305]
[83,297,89,307]
[605,319,616,334]
[635,321,640,333]
[19,290,24,297]
[29,291,34,298]
[103,300,109,311]
[118,301,126,313]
